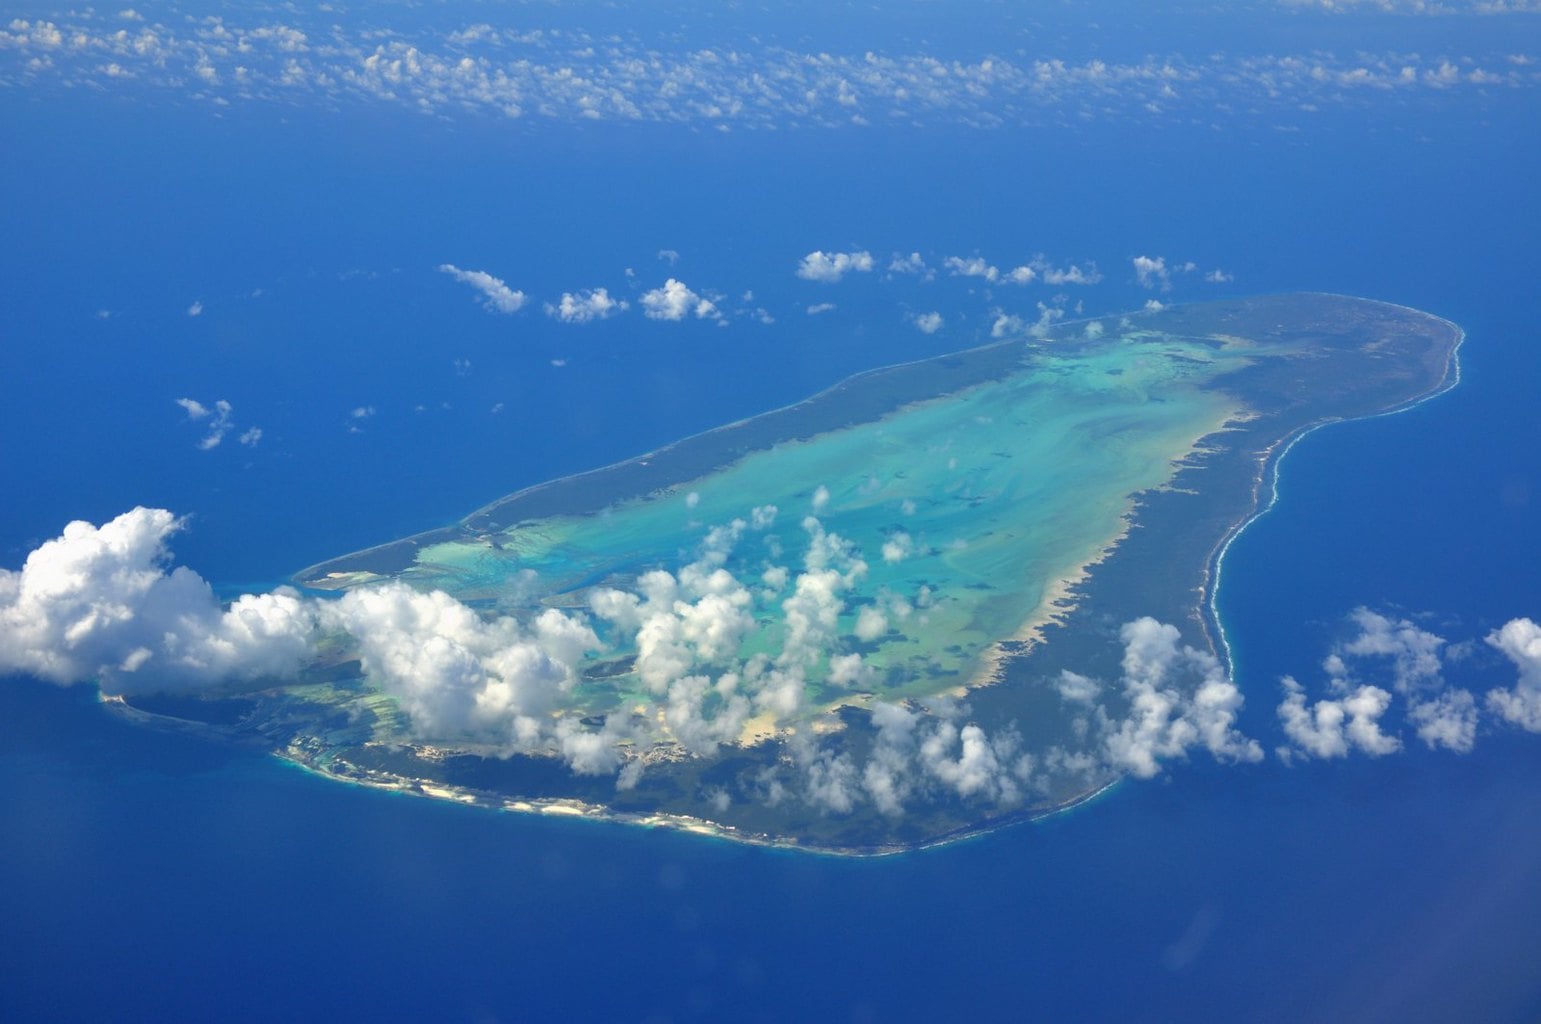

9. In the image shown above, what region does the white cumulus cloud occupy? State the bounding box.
[546,288,627,323]
[888,252,932,279]
[0,508,317,692]
[1098,617,1262,778]
[176,397,237,450]
[1277,676,1400,759]
[912,311,944,334]
[0,509,625,775]
[640,278,719,321]
[439,263,527,314]
[323,582,597,746]
[943,255,999,283]
[795,250,874,283]
[1487,617,1541,730]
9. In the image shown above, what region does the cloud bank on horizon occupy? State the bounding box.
[1,508,1538,817]
[1,7,1535,133]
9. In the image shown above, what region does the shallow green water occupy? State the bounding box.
[395,328,1250,721]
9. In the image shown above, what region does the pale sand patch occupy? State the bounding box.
[736,709,784,746]
[965,402,1249,691]
[420,783,478,804]
[963,523,1131,690]
[539,803,586,817]
[311,570,382,590]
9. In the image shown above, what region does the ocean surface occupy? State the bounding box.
[3,6,1541,1020]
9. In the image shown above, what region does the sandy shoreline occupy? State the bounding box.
[96,690,1115,857]
[269,736,1119,858]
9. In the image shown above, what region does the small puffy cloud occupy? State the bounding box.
[795,250,874,283]
[656,248,680,265]
[1409,688,1478,753]
[324,583,598,745]
[779,568,848,670]
[827,651,874,688]
[945,256,1065,286]
[1276,608,1472,759]
[1337,607,1446,693]
[661,672,751,757]
[1044,619,1263,782]
[888,252,931,278]
[546,288,627,323]
[439,263,527,314]
[1132,255,1170,290]
[862,702,918,814]
[912,311,944,334]
[854,605,888,642]
[1032,259,1102,285]
[187,300,203,317]
[1271,606,1541,759]
[640,278,720,321]
[238,427,263,447]
[991,313,1028,338]
[943,256,999,283]
[176,397,235,450]
[880,531,913,564]
[555,715,628,776]
[919,720,1023,803]
[1277,677,1400,759]
[994,302,1067,339]
[1487,617,1541,730]
[1032,301,1069,336]
[806,302,836,315]
[848,700,1038,814]
[1099,617,1263,777]
[1134,255,1212,291]
[1056,670,1101,704]
[801,743,861,813]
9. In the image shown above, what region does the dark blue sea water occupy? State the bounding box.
[3,35,1540,1023]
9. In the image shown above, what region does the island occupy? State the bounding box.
[111,294,1463,854]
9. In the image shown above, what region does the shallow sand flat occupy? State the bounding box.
[312,323,1250,726]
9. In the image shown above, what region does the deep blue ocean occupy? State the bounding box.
[3,20,1541,1021]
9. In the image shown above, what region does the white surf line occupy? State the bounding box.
[1205,300,1466,685]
